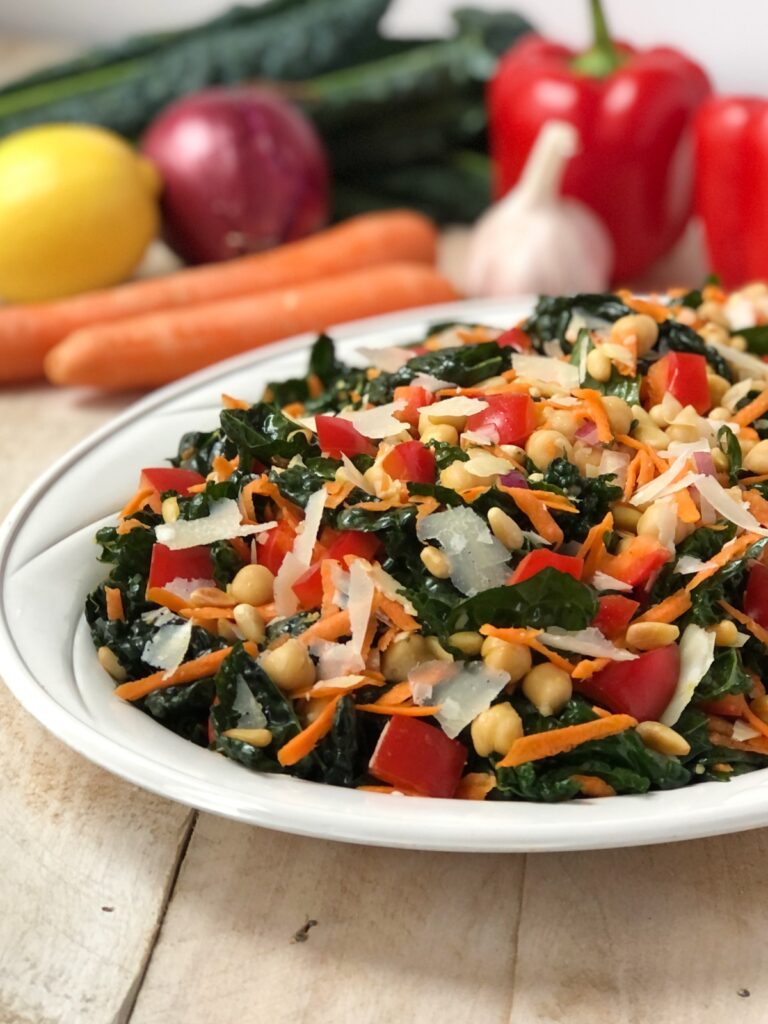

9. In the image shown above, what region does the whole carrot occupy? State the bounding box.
[45,261,459,390]
[0,210,438,382]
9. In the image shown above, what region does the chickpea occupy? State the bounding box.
[698,322,730,347]
[525,429,573,470]
[630,405,669,450]
[586,347,612,383]
[381,634,431,682]
[601,396,633,436]
[425,637,454,662]
[230,564,275,607]
[666,422,700,445]
[448,631,484,656]
[471,702,523,757]
[707,372,730,408]
[487,507,524,551]
[440,460,478,491]
[481,636,532,685]
[98,645,126,682]
[420,546,451,579]
[744,439,768,474]
[750,695,768,725]
[708,406,730,421]
[731,335,748,352]
[420,423,459,446]
[522,663,572,716]
[697,301,729,328]
[635,721,690,757]
[740,437,757,458]
[611,313,658,356]
[233,603,266,645]
[710,619,739,647]
[626,622,680,651]
[260,638,315,692]
[612,504,641,532]
[572,441,603,476]
[543,408,580,440]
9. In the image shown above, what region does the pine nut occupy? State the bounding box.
[233,604,266,645]
[161,496,180,523]
[98,645,126,682]
[222,727,273,747]
[626,622,680,651]
[711,619,739,646]
[636,720,690,756]
[448,631,484,656]
[744,439,768,474]
[261,638,315,692]
[420,546,451,579]
[487,507,524,550]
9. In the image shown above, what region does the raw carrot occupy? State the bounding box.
[573,388,613,443]
[497,714,637,768]
[355,703,442,717]
[105,587,125,622]
[572,657,611,680]
[743,704,768,740]
[45,261,459,390]
[479,625,575,674]
[1,211,438,382]
[277,696,342,766]
[455,773,497,800]
[635,589,692,623]
[570,774,616,798]
[177,606,236,620]
[114,644,255,702]
[145,587,188,614]
[299,609,351,644]
[685,534,760,591]
[733,387,768,427]
[500,487,564,546]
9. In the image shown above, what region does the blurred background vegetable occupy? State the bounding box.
[142,87,329,263]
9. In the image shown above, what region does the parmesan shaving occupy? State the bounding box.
[339,401,407,439]
[630,454,690,507]
[410,660,509,739]
[694,475,768,536]
[347,559,375,655]
[542,338,566,358]
[539,627,637,661]
[232,678,267,729]
[463,452,514,478]
[311,674,366,694]
[732,719,762,742]
[722,378,756,412]
[661,623,715,726]
[356,346,415,372]
[340,454,374,494]
[417,506,510,596]
[310,639,364,679]
[418,395,488,419]
[273,488,326,616]
[141,620,193,678]
[598,449,629,488]
[163,576,215,599]
[409,372,454,392]
[705,338,768,380]
[155,499,276,550]
[512,353,580,389]
[591,571,633,593]
[462,427,499,447]
[674,555,717,575]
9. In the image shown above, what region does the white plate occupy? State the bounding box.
[3,297,768,852]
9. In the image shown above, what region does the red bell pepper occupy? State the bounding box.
[592,594,639,639]
[381,441,436,484]
[368,716,467,798]
[465,393,536,446]
[256,521,296,576]
[577,644,681,722]
[394,385,433,429]
[600,535,671,588]
[495,326,532,352]
[695,96,768,288]
[645,351,710,415]
[744,562,768,630]
[148,543,213,589]
[489,0,710,280]
[315,416,375,459]
[510,549,583,585]
[292,531,381,609]
[140,467,205,496]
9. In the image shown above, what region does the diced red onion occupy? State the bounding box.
[693,451,716,477]
[576,421,601,446]
[500,470,529,489]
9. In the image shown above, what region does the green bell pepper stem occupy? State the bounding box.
[572,0,625,78]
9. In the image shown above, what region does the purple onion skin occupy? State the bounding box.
[142,87,329,264]
[500,470,529,489]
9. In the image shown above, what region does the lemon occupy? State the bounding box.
[0,124,161,302]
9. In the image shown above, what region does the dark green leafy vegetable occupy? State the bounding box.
[425,441,469,472]
[266,611,320,642]
[523,293,631,348]
[271,456,340,507]
[538,458,622,543]
[569,329,642,404]
[221,402,316,466]
[209,539,247,588]
[650,523,737,605]
[657,317,733,382]
[717,424,742,484]
[143,678,216,747]
[94,509,160,581]
[687,538,768,626]
[736,325,768,355]
[451,568,599,632]
[171,427,235,475]
[695,649,752,702]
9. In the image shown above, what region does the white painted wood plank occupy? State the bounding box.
[509,834,768,1024]
[130,815,525,1024]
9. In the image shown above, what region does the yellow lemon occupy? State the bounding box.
[0,124,160,302]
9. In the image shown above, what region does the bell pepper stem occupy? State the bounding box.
[572,0,624,78]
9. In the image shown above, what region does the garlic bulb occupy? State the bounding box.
[466,120,613,297]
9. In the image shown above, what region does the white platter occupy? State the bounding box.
[3,297,768,852]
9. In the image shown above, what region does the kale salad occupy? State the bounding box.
[86,283,768,801]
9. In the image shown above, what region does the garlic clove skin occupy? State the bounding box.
[465,120,614,298]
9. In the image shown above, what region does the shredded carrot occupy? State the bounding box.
[145,586,188,613]
[377,625,399,651]
[500,487,563,546]
[635,589,691,624]
[573,388,612,443]
[374,681,413,706]
[526,489,579,513]
[479,625,574,674]
[744,490,768,527]
[277,695,341,766]
[211,454,239,481]
[116,517,149,535]
[105,587,125,622]
[241,475,301,527]
[178,606,236,620]
[115,643,255,702]
[615,434,668,473]
[685,534,760,591]
[378,595,419,633]
[324,479,355,510]
[320,560,340,617]
[591,705,613,718]
[497,714,637,768]
[355,703,442,716]
[309,675,381,699]
[623,453,641,501]
[672,487,700,524]
[743,704,768,740]
[356,497,404,512]
[615,292,670,322]
[410,494,440,519]
[360,591,382,662]
[299,609,351,644]
[458,485,491,503]
[720,600,768,647]
[740,473,768,486]
[578,511,613,580]
[572,657,611,680]
[119,486,155,519]
[570,774,616,798]
[256,601,278,622]
[186,482,207,494]
[733,387,768,427]
[221,393,250,410]
[636,450,656,489]
[455,772,496,800]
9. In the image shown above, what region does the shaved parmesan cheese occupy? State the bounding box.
[410,660,509,738]
[705,337,768,380]
[547,393,581,407]
[522,530,551,546]
[732,719,761,742]
[418,395,488,419]
[163,576,215,599]
[330,562,350,609]
[272,552,306,618]
[462,427,499,447]
[591,571,633,593]
[409,372,453,392]
[539,627,637,661]
[660,624,715,726]
[601,341,634,366]
[654,498,678,554]
[725,294,757,331]
[273,488,326,616]
[694,475,768,536]
[417,506,510,595]
[339,401,406,438]
[311,674,366,694]
[543,338,566,358]
[156,499,276,550]
[674,555,717,575]
[347,559,375,655]
[142,620,193,678]
[660,391,683,423]
[512,353,580,389]
[722,377,756,411]
[598,449,629,488]
[658,438,711,460]
[310,639,364,679]
[630,454,689,507]
[463,451,513,478]
[232,678,267,729]
[357,345,415,372]
[340,454,374,494]
[358,561,417,616]
[141,606,178,627]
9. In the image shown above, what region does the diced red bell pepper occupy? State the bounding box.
[600,535,671,588]
[744,562,768,630]
[257,521,296,576]
[465,393,536,446]
[592,594,639,639]
[148,544,213,589]
[315,416,375,459]
[381,441,436,484]
[140,467,205,496]
[368,716,468,798]
[697,693,748,718]
[645,351,710,415]
[292,531,381,609]
[394,385,434,428]
[510,550,583,585]
[577,645,681,722]
[495,326,533,352]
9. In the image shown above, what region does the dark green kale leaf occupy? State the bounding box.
[450,567,598,632]
[220,402,317,466]
[209,539,248,588]
[523,293,631,348]
[94,509,160,582]
[687,538,768,626]
[309,332,347,388]
[366,340,513,404]
[676,707,768,779]
[538,458,622,543]
[425,440,469,471]
[271,456,340,507]
[569,329,641,404]
[736,325,768,355]
[717,425,742,484]
[178,478,243,520]
[695,648,752,702]
[649,523,737,605]
[314,695,365,788]
[735,390,768,440]
[266,610,320,642]
[143,678,216,747]
[172,427,236,474]
[656,318,733,381]
[335,504,417,533]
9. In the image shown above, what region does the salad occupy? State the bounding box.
[86,284,768,802]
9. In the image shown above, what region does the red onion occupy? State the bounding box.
[693,450,717,476]
[501,470,529,489]
[576,421,600,446]
[142,87,329,264]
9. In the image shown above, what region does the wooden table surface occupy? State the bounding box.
[1,35,767,1024]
